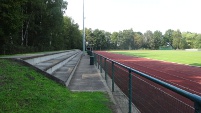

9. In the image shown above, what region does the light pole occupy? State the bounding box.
[83,0,85,55]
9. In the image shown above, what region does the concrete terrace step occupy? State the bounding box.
[52,52,82,85]
[22,50,77,65]
[21,49,82,76]
[16,49,83,86]
[33,50,80,74]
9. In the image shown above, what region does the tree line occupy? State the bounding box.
[85,28,201,50]
[0,0,82,55]
[1,0,201,54]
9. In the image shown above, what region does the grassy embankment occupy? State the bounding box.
[0,59,112,113]
[110,50,201,66]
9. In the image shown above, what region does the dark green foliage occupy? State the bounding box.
[0,0,82,55]
[194,34,201,48]
[0,0,26,52]
[151,30,163,49]
[163,29,174,47]
[143,30,153,49]
[85,28,201,50]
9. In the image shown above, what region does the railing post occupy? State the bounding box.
[95,54,97,66]
[194,102,201,113]
[98,55,99,69]
[94,53,96,66]
[100,56,102,73]
[128,69,132,113]
[96,54,98,66]
[112,61,114,92]
[104,58,107,81]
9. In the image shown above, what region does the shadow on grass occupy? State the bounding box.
[189,63,201,67]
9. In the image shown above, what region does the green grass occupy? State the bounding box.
[0,59,112,113]
[110,50,201,66]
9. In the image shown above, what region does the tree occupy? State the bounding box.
[93,29,106,50]
[121,29,134,50]
[62,16,82,50]
[133,32,143,49]
[0,0,85,54]
[110,32,119,49]
[182,32,197,48]
[104,32,111,50]
[85,28,94,47]
[0,0,27,53]
[163,29,174,47]
[150,30,163,49]
[172,30,182,49]
[117,31,124,49]
[143,30,153,49]
[194,34,201,48]
[179,37,188,49]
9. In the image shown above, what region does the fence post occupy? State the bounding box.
[98,55,99,69]
[104,58,107,81]
[128,69,132,113]
[112,61,114,92]
[94,53,96,66]
[100,56,102,73]
[194,102,201,113]
[96,54,97,66]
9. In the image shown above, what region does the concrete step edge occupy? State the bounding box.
[45,51,82,74]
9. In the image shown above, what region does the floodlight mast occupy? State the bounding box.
[82,0,85,55]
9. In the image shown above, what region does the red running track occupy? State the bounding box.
[95,51,201,112]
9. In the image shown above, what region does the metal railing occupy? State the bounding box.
[93,52,201,113]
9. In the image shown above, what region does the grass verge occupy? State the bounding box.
[110,50,201,66]
[0,59,112,113]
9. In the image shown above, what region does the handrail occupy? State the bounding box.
[94,52,201,113]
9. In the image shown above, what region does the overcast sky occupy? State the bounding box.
[65,0,201,34]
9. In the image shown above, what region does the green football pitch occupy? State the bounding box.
[110,50,201,67]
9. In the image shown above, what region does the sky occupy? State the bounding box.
[65,0,201,34]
